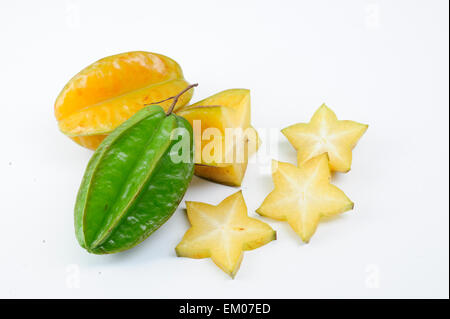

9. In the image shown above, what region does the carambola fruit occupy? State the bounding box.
[256,154,353,243]
[177,89,261,186]
[74,100,194,254]
[176,191,276,278]
[177,89,254,166]
[281,104,368,172]
[55,51,193,150]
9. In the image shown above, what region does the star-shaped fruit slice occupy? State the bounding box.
[176,191,276,278]
[256,154,353,243]
[282,104,368,172]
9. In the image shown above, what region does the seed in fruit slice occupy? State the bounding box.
[256,154,353,243]
[281,104,368,172]
[55,51,193,150]
[176,191,276,278]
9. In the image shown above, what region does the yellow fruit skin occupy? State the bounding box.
[194,161,248,187]
[256,154,353,243]
[176,191,276,278]
[281,104,368,172]
[71,134,108,150]
[55,51,192,149]
[186,88,251,128]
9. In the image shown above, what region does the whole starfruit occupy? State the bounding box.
[55,51,193,150]
[74,91,194,254]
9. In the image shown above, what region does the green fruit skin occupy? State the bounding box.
[74,105,194,254]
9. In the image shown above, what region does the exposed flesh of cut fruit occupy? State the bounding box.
[176,191,276,278]
[256,154,353,243]
[188,128,260,187]
[176,89,253,166]
[176,89,260,186]
[281,104,368,172]
[193,128,260,186]
[186,88,251,128]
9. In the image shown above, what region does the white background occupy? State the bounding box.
[0,0,448,299]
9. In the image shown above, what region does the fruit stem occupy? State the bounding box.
[145,83,198,115]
